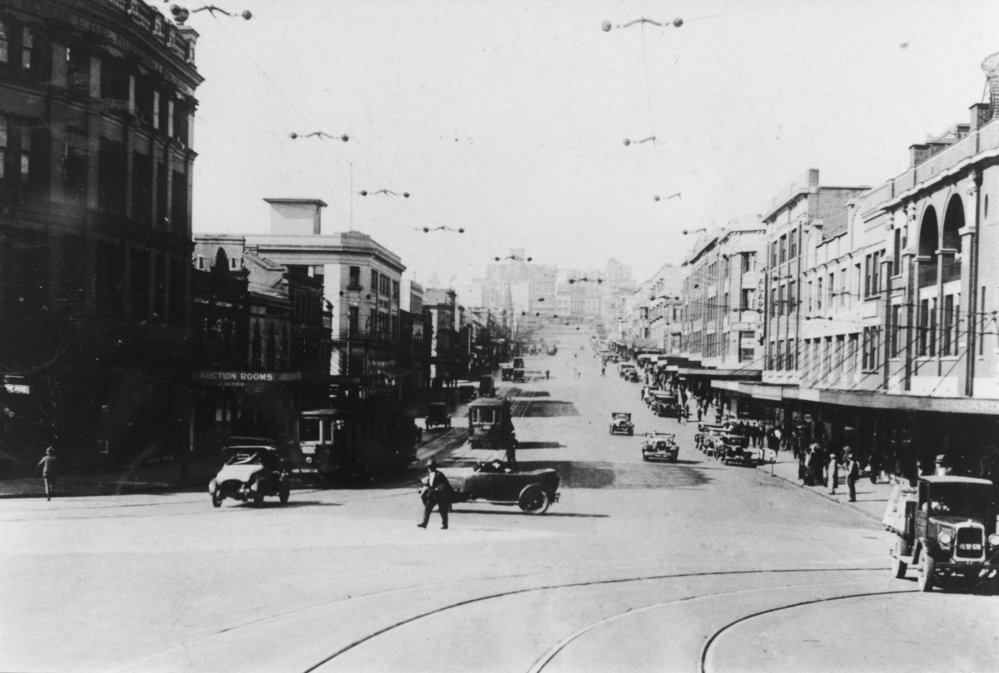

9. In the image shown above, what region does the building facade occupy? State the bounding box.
[0,0,201,467]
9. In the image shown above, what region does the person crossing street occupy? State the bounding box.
[418,460,453,529]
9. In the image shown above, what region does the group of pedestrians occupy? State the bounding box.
[798,444,862,502]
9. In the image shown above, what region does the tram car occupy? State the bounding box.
[296,399,417,481]
[467,397,517,450]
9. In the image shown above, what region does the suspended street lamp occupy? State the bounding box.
[623,136,656,146]
[359,189,410,198]
[289,131,350,142]
[419,226,465,234]
[495,254,532,262]
[602,17,683,32]
[168,4,252,23]
[654,192,682,202]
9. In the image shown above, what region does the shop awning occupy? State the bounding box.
[677,368,762,380]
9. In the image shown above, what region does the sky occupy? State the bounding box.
[187,0,999,297]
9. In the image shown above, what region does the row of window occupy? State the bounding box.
[1,16,194,143]
[346,265,401,299]
[0,115,189,226]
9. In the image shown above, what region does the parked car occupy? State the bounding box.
[442,459,560,514]
[641,432,679,462]
[650,392,678,417]
[425,402,452,429]
[886,475,999,592]
[209,440,290,507]
[609,412,634,435]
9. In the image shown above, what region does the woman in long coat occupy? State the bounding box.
[827,450,840,495]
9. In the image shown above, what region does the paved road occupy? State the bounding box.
[2,327,996,673]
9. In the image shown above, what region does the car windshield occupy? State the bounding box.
[225,450,265,465]
[926,483,997,515]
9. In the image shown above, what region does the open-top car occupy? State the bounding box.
[641,432,679,462]
[886,475,999,592]
[609,412,634,435]
[209,440,290,507]
[441,460,560,514]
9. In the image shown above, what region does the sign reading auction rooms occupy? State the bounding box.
[193,371,302,386]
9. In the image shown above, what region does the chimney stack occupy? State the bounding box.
[982,51,999,122]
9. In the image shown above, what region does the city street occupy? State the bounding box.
[1,328,997,673]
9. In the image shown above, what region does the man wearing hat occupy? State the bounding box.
[38,446,58,501]
[418,459,453,529]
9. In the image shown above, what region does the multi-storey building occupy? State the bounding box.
[199,199,406,395]
[0,0,201,466]
[760,170,868,386]
[190,243,328,447]
[425,288,463,385]
[713,53,999,478]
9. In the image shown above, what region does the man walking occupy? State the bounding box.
[844,448,860,502]
[38,446,58,501]
[418,460,452,529]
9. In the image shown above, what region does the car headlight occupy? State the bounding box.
[989,534,999,547]
[938,531,953,547]
[209,479,218,492]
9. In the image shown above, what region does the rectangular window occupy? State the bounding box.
[893,229,902,276]
[0,20,8,63]
[152,90,160,130]
[928,298,938,356]
[778,285,785,316]
[787,338,796,370]
[348,265,360,289]
[370,269,379,294]
[828,272,834,307]
[21,27,32,70]
[0,117,6,179]
[787,281,796,312]
[864,254,872,297]
[348,305,359,335]
[981,286,987,356]
[943,293,955,356]
[816,277,823,311]
[19,130,30,183]
[918,299,929,356]
[789,228,797,259]
[392,280,400,300]
[890,305,902,357]
[779,235,787,264]
[380,274,390,296]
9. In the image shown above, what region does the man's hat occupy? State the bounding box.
[427,459,438,469]
[45,446,54,455]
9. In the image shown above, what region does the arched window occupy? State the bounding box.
[941,195,964,284]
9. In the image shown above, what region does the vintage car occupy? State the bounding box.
[641,432,679,462]
[609,412,634,435]
[886,475,999,592]
[425,402,452,430]
[719,434,759,466]
[209,440,290,507]
[650,392,678,418]
[442,459,560,514]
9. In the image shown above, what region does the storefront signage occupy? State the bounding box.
[3,384,30,395]
[193,371,302,386]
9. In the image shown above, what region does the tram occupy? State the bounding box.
[295,398,418,481]
[467,397,517,450]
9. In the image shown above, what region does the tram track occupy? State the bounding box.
[299,565,890,673]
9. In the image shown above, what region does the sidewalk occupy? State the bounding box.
[0,456,219,499]
[758,450,892,523]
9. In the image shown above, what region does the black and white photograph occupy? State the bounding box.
[2,1,999,671]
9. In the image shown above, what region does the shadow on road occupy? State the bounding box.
[450,507,608,518]
[516,441,565,449]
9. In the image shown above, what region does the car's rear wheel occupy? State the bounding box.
[211,491,223,508]
[518,484,550,515]
[918,552,935,592]
[891,538,909,579]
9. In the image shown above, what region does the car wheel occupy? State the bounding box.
[918,552,935,592]
[279,485,290,504]
[891,538,908,579]
[518,484,550,515]
[211,491,223,508]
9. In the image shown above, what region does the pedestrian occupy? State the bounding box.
[827,449,839,495]
[418,459,452,529]
[38,446,58,501]
[806,443,822,486]
[545,370,549,380]
[844,447,860,502]
[505,436,518,470]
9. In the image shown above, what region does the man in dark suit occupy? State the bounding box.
[418,459,452,529]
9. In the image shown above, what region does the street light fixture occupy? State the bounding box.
[289,131,350,142]
[419,226,465,234]
[654,192,682,202]
[495,255,532,262]
[568,277,603,284]
[359,189,410,198]
[682,227,709,235]
[169,5,252,23]
[602,17,683,32]
[623,136,656,146]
